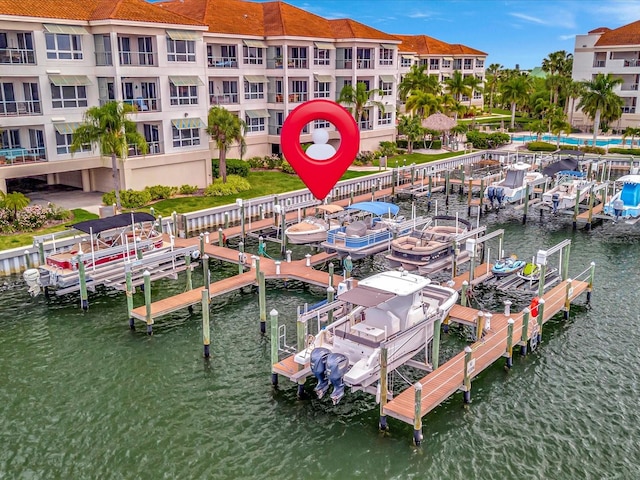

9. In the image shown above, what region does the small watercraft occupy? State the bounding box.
[284,204,345,244]
[517,262,541,281]
[541,170,591,213]
[603,174,640,220]
[491,255,526,277]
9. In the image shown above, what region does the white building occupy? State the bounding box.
[0,0,487,194]
[572,21,640,130]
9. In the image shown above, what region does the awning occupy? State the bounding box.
[171,118,203,129]
[314,41,335,50]
[43,24,88,35]
[49,75,92,86]
[169,76,204,86]
[245,109,270,119]
[73,212,156,234]
[346,201,399,216]
[244,75,267,83]
[243,39,267,48]
[314,74,334,82]
[166,29,200,41]
[53,123,81,135]
[443,57,454,62]
[337,285,396,307]
[380,43,397,49]
[379,75,395,82]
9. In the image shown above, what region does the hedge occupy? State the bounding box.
[465,131,510,149]
[525,141,557,152]
[211,158,250,178]
[607,148,640,156]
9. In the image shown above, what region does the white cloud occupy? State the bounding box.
[559,34,576,41]
[508,9,576,29]
[592,0,640,24]
[509,12,546,25]
[408,12,431,19]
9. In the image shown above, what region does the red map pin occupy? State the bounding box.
[281,99,359,200]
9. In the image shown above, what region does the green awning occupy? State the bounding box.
[314,42,335,50]
[245,109,270,119]
[379,75,395,82]
[44,24,88,35]
[169,76,204,86]
[53,123,81,134]
[380,43,397,49]
[244,75,267,83]
[314,74,333,82]
[171,118,203,129]
[401,54,417,60]
[243,39,267,48]
[49,75,92,86]
[166,29,200,41]
[443,57,454,62]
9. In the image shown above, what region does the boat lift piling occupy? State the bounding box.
[77,254,89,311]
[520,308,531,355]
[270,309,279,386]
[259,271,266,334]
[413,383,423,446]
[126,270,134,329]
[505,318,515,369]
[379,347,389,431]
[143,270,153,335]
[202,289,211,359]
[462,346,473,404]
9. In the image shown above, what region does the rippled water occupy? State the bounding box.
[2,195,640,479]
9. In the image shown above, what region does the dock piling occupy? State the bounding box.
[199,233,205,257]
[463,346,473,404]
[536,298,545,343]
[218,228,224,247]
[286,250,292,263]
[202,254,210,297]
[379,347,389,431]
[413,382,423,446]
[38,241,45,264]
[143,270,152,335]
[202,289,210,358]
[564,278,572,319]
[275,260,281,275]
[259,271,266,334]
[505,318,515,369]
[328,262,334,288]
[327,286,335,323]
[185,253,193,291]
[475,311,485,341]
[587,262,595,303]
[77,254,88,311]
[305,253,312,267]
[504,300,512,316]
[432,318,442,369]
[520,308,530,355]
[461,280,468,308]
[270,309,279,386]
[126,269,134,330]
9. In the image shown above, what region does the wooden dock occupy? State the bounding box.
[450,263,493,290]
[382,279,589,424]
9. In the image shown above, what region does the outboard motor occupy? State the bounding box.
[613,199,624,221]
[326,353,350,405]
[310,348,331,399]
[495,187,505,207]
[487,186,496,207]
[551,192,560,213]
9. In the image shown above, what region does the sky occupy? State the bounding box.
[244,0,640,69]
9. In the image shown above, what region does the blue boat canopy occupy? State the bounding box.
[345,201,399,216]
[557,170,585,178]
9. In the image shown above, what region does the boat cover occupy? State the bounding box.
[345,221,367,237]
[337,285,396,307]
[345,201,399,216]
[542,157,579,177]
[502,169,525,188]
[73,212,156,234]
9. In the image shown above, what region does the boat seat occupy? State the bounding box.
[359,308,401,336]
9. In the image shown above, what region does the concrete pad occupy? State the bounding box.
[27,190,103,215]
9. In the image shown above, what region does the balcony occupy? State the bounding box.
[268,125,282,135]
[288,93,308,103]
[0,47,36,65]
[118,51,157,67]
[621,83,639,91]
[593,60,606,68]
[357,59,372,69]
[0,100,42,116]
[358,120,372,130]
[622,106,637,114]
[267,93,284,103]
[624,60,640,68]
[0,146,46,165]
[288,58,308,69]
[210,93,239,105]
[208,56,238,68]
[95,52,113,66]
[123,97,159,112]
[336,59,353,69]
[129,141,162,157]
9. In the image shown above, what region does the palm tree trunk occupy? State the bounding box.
[592,109,601,144]
[111,152,121,210]
[568,97,575,125]
[220,147,227,183]
[510,102,516,129]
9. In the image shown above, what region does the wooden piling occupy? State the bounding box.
[522,183,531,224]
[505,318,514,369]
[143,270,152,335]
[270,309,279,386]
[564,278,572,319]
[328,262,334,288]
[38,241,45,264]
[202,289,211,358]
[259,271,266,334]
[572,188,580,230]
[463,346,473,404]
[536,298,545,342]
[520,307,530,355]
[379,347,389,431]
[587,262,595,303]
[475,311,485,341]
[461,280,468,308]
[238,241,245,275]
[432,318,442,369]
[125,269,134,330]
[77,255,89,311]
[327,286,335,323]
[202,254,210,297]
[586,186,595,230]
[185,253,193,291]
[413,382,423,446]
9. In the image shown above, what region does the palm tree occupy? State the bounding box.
[71,101,147,211]
[206,106,246,183]
[577,73,624,144]
[563,80,585,126]
[397,115,424,154]
[405,91,441,119]
[500,75,533,128]
[464,75,483,108]
[398,65,441,100]
[337,82,385,128]
[528,120,546,142]
[623,126,640,147]
[485,63,503,111]
[2,191,29,221]
[444,71,471,106]
[550,116,572,148]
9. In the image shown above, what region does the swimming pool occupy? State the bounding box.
[510,134,624,147]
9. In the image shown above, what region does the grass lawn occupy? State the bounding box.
[384,151,463,166]
[0,209,98,251]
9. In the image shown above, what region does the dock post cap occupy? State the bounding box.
[327,286,335,293]
[143,270,150,276]
[538,298,546,304]
[523,307,531,314]
[199,232,204,237]
[270,309,278,316]
[477,311,484,317]
[507,318,515,325]
[464,346,472,353]
[590,261,596,266]
[504,300,512,305]
[202,254,209,260]
[462,280,469,286]
[218,227,223,231]
[566,278,572,283]
[24,249,29,254]
[414,381,423,391]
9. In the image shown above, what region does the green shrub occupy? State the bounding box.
[396,139,409,149]
[102,189,152,208]
[281,159,296,174]
[378,141,398,157]
[265,154,282,170]
[526,141,557,152]
[608,148,640,155]
[145,185,176,201]
[579,145,606,155]
[247,156,265,169]
[211,158,250,178]
[354,151,375,166]
[204,175,252,197]
[102,191,116,206]
[466,131,510,149]
[179,184,198,195]
[430,139,442,149]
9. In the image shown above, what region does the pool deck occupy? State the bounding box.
[509,131,627,148]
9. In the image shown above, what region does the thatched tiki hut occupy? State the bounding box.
[422,113,457,148]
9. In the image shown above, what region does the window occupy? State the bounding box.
[0,33,6,49]
[51,84,87,108]
[45,33,82,60]
[378,110,392,125]
[453,59,462,70]
[55,131,90,155]
[464,59,473,70]
[379,80,393,96]
[430,59,439,70]
[245,116,265,132]
[167,38,195,62]
[244,81,264,100]
[1,129,20,148]
[314,119,330,129]
[314,48,330,66]
[172,126,200,147]
[170,84,198,105]
[314,81,330,98]
[476,59,484,68]
[379,48,394,66]
[243,46,263,65]
[442,58,451,69]
[0,82,15,114]
[400,56,413,68]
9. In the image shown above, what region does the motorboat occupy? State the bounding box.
[603,174,640,220]
[485,162,544,208]
[23,212,165,294]
[321,201,428,260]
[284,204,345,244]
[293,270,459,404]
[541,170,591,213]
[491,255,526,277]
[385,215,473,274]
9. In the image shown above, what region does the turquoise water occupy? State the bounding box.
[511,134,623,147]
[2,196,640,479]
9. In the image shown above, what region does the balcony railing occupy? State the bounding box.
[622,106,637,114]
[267,93,285,103]
[207,56,238,68]
[356,59,372,69]
[429,63,440,70]
[0,146,46,165]
[464,64,473,70]
[624,60,640,68]
[336,59,353,69]
[268,125,282,135]
[288,58,308,69]
[124,97,159,112]
[0,48,36,64]
[593,60,606,68]
[129,141,162,157]
[358,120,372,130]
[95,51,113,66]
[621,83,639,91]
[0,100,42,116]
[118,51,157,67]
[288,93,308,103]
[313,91,331,99]
[209,93,239,105]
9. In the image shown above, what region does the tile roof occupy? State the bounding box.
[328,18,399,41]
[589,27,611,34]
[0,0,202,25]
[394,34,486,56]
[262,2,334,38]
[595,21,640,46]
